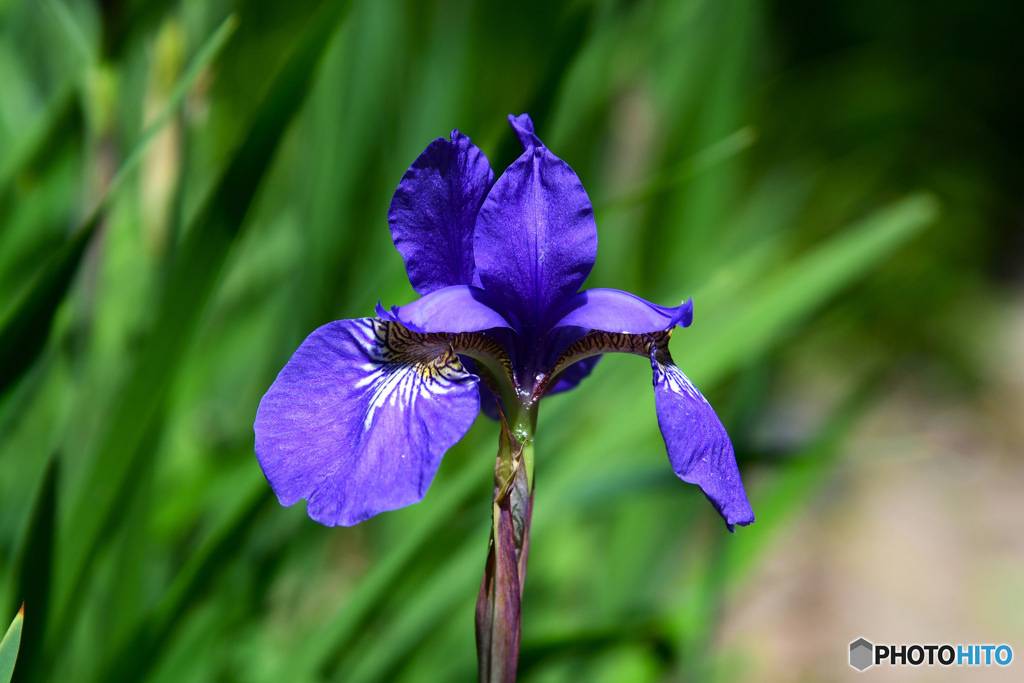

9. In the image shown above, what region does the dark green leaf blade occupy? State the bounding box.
[0,216,97,396]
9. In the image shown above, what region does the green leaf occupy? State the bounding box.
[45,0,354,670]
[0,215,97,395]
[0,88,78,205]
[685,193,940,386]
[0,13,237,397]
[0,606,23,683]
[4,458,58,683]
[104,14,238,205]
[93,472,271,683]
[597,127,757,213]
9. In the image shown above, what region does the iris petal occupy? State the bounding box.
[538,324,601,398]
[474,114,598,332]
[254,318,480,526]
[388,130,494,295]
[377,285,513,334]
[549,289,693,333]
[649,340,754,531]
[509,112,543,149]
[546,355,600,396]
[546,328,753,529]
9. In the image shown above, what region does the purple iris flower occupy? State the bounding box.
[254,114,754,531]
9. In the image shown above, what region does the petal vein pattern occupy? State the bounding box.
[654,362,704,403]
[359,321,472,429]
[254,319,480,526]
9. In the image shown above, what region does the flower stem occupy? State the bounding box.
[512,407,537,491]
[476,408,534,682]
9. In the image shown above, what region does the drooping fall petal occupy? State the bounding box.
[649,338,754,530]
[254,318,480,526]
[548,328,754,529]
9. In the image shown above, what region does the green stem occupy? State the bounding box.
[475,407,536,682]
[511,407,537,491]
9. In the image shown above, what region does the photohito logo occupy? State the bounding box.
[849,637,1013,672]
[849,638,873,671]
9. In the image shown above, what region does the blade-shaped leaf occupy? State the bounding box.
[92,475,271,683]
[686,193,939,386]
[0,606,23,683]
[46,0,353,667]
[5,458,57,683]
[0,216,97,395]
[0,13,237,397]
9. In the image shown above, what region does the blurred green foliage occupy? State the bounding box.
[0,0,1016,681]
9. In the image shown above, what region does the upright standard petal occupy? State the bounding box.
[388,130,494,295]
[474,114,598,331]
[649,340,754,530]
[254,318,480,526]
[549,289,693,333]
[376,285,514,334]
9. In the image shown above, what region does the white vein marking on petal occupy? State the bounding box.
[658,363,707,404]
[353,373,377,388]
[357,322,469,432]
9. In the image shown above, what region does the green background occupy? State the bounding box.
[1,0,1020,680]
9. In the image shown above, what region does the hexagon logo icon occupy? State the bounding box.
[850,638,874,671]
